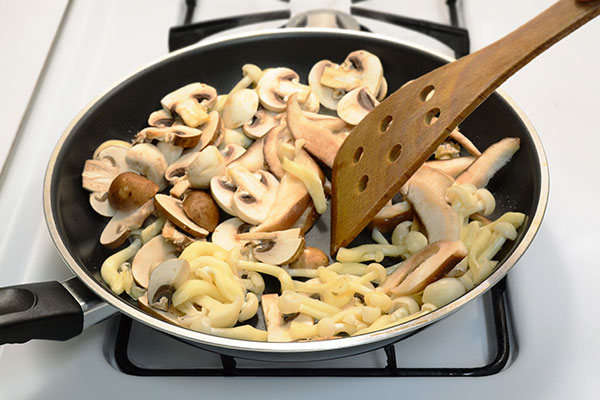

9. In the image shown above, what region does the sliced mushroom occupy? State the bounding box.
[107,172,159,211]
[187,145,226,189]
[162,220,198,251]
[221,128,253,149]
[449,129,481,157]
[156,141,183,165]
[382,240,468,297]
[302,111,348,132]
[210,175,237,215]
[89,192,116,217]
[148,109,176,128]
[147,258,192,311]
[368,201,413,233]
[286,93,345,168]
[138,294,182,325]
[227,136,265,172]
[181,190,220,232]
[300,92,320,113]
[403,166,460,243]
[220,144,246,165]
[308,59,340,110]
[319,50,383,96]
[228,63,263,95]
[154,194,209,238]
[337,86,380,125]
[164,152,199,184]
[125,143,168,190]
[261,293,295,342]
[222,88,259,129]
[425,156,476,178]
[100,199,155,248]
[376,76,388,101]
[212,217,253,251]
[256,68,311,112]
[252,171,311,233]
[82,159,119,193]
[92,140,131,161]
[263,123,292,179]
[131,235,178,289]
[455,137,520,188]
[290,202,318,234]
[289,247,329,269]
[243,109,279,139]
[230,166,279,225]
[160,83,217,128]
[237,228,304,265]
[185,111,223,153]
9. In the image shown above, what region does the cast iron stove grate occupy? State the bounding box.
[110,279,510,377]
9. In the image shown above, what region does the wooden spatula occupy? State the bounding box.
[330,0,600,254]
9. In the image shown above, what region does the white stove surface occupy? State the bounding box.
[1,0,599,398]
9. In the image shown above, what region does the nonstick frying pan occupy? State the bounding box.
[0,29,548,361]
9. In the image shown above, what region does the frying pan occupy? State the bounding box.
[0,29,548,361]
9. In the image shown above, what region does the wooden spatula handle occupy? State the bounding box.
[331,0,599,254]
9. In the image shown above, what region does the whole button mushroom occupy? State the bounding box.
[108,172,159,211]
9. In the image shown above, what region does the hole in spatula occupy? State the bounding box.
[353,147,363,164]
[425,108,441,125]
[358,175,369,193]
[388,144,402,162]
[380,115,393,133]
[420,85,435,102]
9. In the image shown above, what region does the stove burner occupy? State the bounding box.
[285,9,361,31]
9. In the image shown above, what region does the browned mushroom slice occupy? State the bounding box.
[286,93,345,168]
[154,194,209,238]
[108,172,159,211]
[243,109,279,139]
[162,220,198,251]
[337,86,380,125]
[161,83,217,128]
[424,157,475,178]
[148,109,176,128]
[252,171,311,233]
[100,199,155,248]
[238,228,305,265]
[256,68,311,112]
[368,201,413,233]
[210,175,237,215]
[212,217,253,251]
[222,88,259,129]
[384,240,468,297]
[181,190,220,232]
[230,167,279,225]
[403,166,460,243]
[131,235,178,289]
[263,123,292,179]
[289,247,330,269]
[319,50,384,96]
[308,59,340,110]
[227,136,266,172]
[456,137,520,188]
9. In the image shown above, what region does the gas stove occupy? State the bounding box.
[0,0,599,399]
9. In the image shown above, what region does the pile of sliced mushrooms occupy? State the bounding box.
[82,50,525,342]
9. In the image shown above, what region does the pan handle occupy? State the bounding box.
[0,277,117,345]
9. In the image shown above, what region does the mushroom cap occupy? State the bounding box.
[308,59,340,110]
[243,109,279,139]
[181,190,220,232]
[132,235,178,289]
[89,192,116,217]
[238,228,305,266]
[147,258,192,311]
[187,145,226,189]
[164,152,199,184]
[125,143,169,190]
[289,247,329,269]
[221,128,253,149]
[154,194,209,238]
[220,144,246,165]
[108,172,159,211]
[337,86,380,125]
[222,88,259,129]
[230,167,280,225]
[156,141,183,165]
[210,175,237,216]
[148,109,176,128]
[212,217,253,251]
[257,68,311,112]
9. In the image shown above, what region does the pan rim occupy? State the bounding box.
[43,27,549,355]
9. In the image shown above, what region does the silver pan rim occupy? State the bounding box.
[43,28,549,355]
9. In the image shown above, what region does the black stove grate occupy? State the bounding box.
[112,278,510,377]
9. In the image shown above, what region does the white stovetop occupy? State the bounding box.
[0,0,599,399]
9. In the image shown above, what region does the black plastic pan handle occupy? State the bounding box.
[0,277,115,345]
